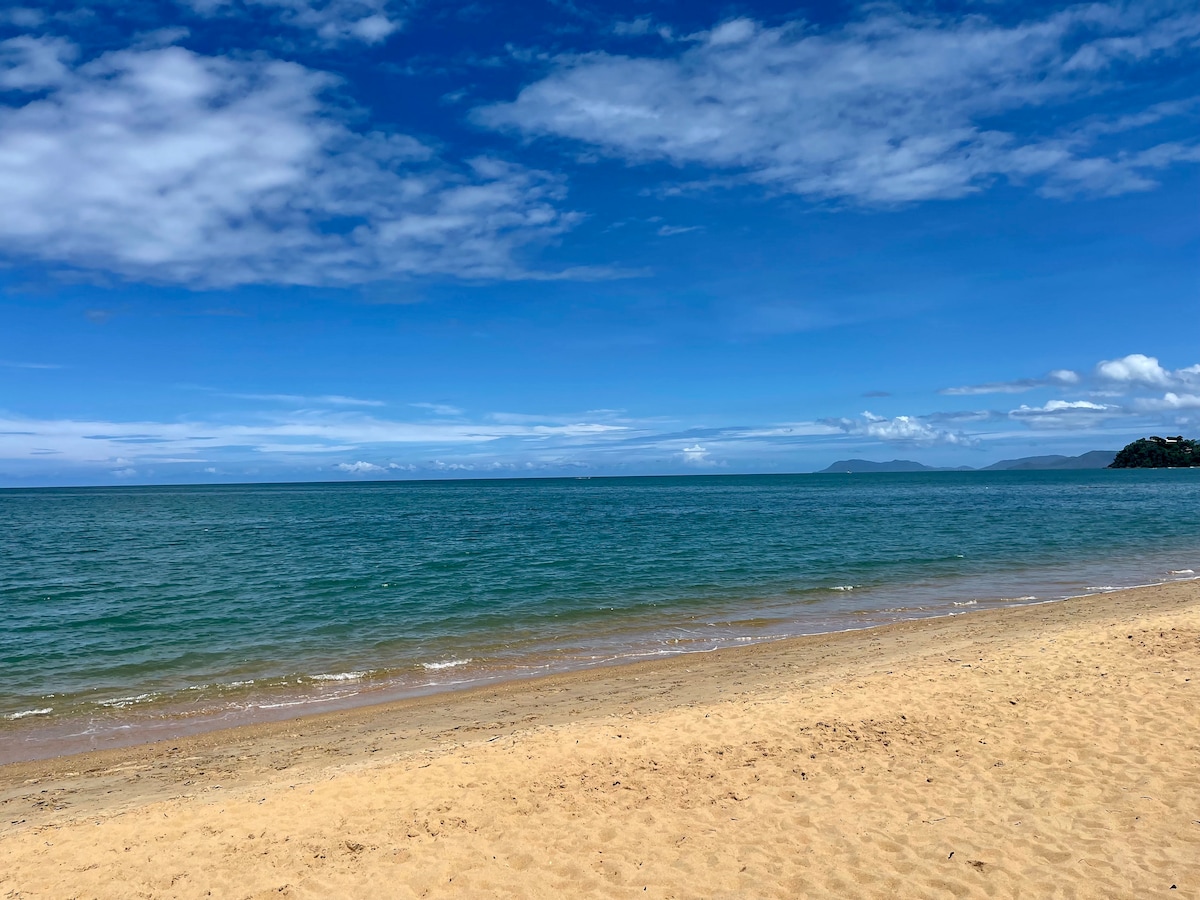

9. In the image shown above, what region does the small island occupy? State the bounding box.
[1109,435,1200,468]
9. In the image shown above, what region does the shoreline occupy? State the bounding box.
[6,569,1197,767]
[2,579,1195,776]
[3,579,1198,897]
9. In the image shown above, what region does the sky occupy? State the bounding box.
[1,0,1198,485]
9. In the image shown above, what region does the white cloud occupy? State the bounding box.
[0,40,576,286]
[0,410,630,467]
[940,370,1082,395]
[230,393,386,407]
[829,412,973,445]
[1095,353,1173,386]
[0,35,75,90]
[680,443,716,465]
[477,5,1200,203]
[0,360,62,369]
[0,8,44,28]
[948,355,1200,397]
[612,17,655,37]
[1009,399,1118,429]
[411,402,464,416]
[183,0,401,44]
[1136,392,1200,412]
[334,460,386,474]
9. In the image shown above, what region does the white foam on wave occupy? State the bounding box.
[422,658,472,671]
[255,695,345,710]
[5,707,53,720]
[952,600,978,607]
[830,585,856,591]
[1169,569,1195,576]
[310,671,367,682]
[96,693,156,709]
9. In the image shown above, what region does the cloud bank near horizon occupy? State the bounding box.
[3,354,1198,482]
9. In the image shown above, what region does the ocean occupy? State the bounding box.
[3,470,1198,761]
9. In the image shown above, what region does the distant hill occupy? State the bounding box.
[984,450,1117,471]
[817,450,1117,474]
[816,459,964,473]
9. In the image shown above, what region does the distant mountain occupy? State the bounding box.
[983,450,1117,471]
[817,450,1117,474]
[816,459,959,473]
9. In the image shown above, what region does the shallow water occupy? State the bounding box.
[2,470,1198,760]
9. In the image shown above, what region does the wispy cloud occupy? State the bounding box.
[4,352,1198,479]
[0,360,63,370]
[931,353,1200,434]
[941,369,1080,395]
[1009,399,1117,430]
[230,393,386,407]
[181,0,402,44]
[0,38,578,287]
[0,410,631,468]
[478,4,1200,203]
[410,402,465,416]
[944,354,1200,398]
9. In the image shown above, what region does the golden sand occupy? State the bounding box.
[2,581,1198,898]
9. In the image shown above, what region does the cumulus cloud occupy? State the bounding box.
[827,412,974,446]
[1135,392,1200,412]
[334,460,386,473]
[0,39,576,286]
[183,0,401,44]
[1095,352,1174,386]
[477,5,1200,203]
[680,443,715,465]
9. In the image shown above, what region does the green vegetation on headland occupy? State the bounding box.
[1109,436,1200,468]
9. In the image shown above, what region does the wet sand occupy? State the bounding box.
[2,581,1198,898]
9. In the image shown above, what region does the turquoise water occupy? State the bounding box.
[3,471,1199,760]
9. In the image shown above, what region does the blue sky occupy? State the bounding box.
[1,0,1198,484]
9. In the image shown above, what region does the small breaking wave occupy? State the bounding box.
[310,671,367,682]
[829,585,857,592]
[952,600,977,607]
[1169,569,1195,576]
[4,708,53,720]
[422,658,472,671]
[96,693,156,709]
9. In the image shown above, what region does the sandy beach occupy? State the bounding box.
[2,581,1198,898]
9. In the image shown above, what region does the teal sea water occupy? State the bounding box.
[3,471,1199,761]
